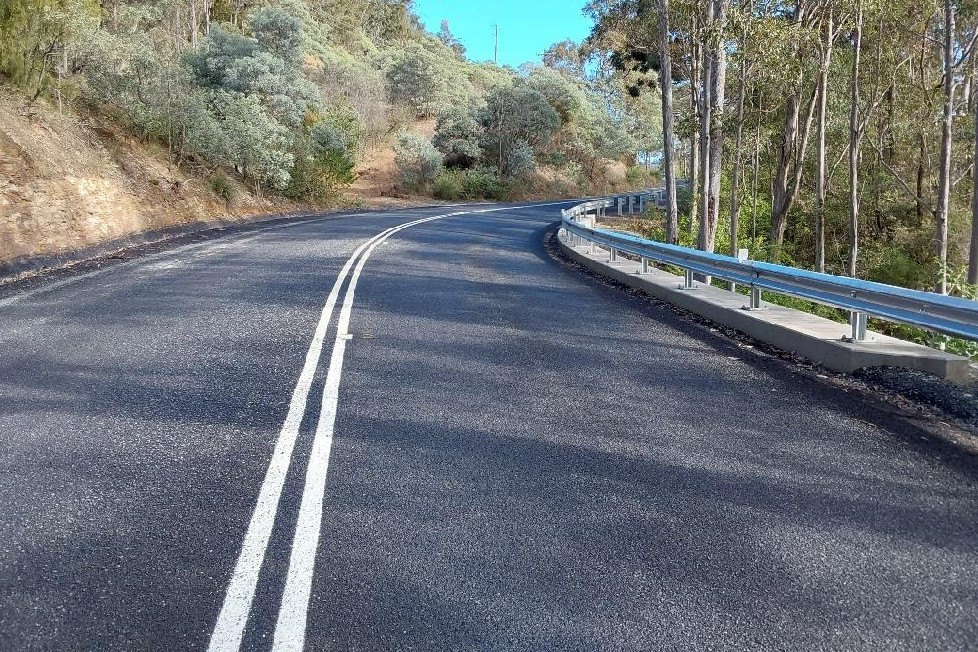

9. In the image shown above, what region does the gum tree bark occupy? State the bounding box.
[658,0,679,243]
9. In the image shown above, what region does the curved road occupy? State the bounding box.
[0,202,976,651]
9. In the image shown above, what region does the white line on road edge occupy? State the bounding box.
[208,201,574,652]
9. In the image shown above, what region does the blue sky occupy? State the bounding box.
[414,0,593,68]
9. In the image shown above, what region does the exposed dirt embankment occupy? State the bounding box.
[0,93,623,281]
[0,91,306,279]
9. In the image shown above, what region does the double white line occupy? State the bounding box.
[207,202,569,651]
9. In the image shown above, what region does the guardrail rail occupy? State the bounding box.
[560,192,978,344]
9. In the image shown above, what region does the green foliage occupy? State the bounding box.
[433,168,507,201]
[504,140,536,180]
[626,165,653,187]
[460,167,507,199]
[432,173,462,200]
[2,0,651,205]
[212,90,295,188]
[466,61,514,96]
[436,19,465,58]
[210,173,236,206]
[394,132,443,189]
[249,7,304,67]
[479,83,560,177]
[385,38,474,118]
[0,0,98,99]
[433,108,483,169]
[288,117,358,201]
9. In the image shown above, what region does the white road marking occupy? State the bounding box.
[270,212,461,651]
[208,200,575,651]
[206,224,403,652]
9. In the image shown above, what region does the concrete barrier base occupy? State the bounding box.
[558,231,971,384]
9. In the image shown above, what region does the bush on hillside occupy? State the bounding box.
[433,108,482,169]
[394,132,443,190]
[432,168,507,201]
[385,39,474,118]
[479,84,559,177]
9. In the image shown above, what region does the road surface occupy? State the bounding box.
[0,201,976,651]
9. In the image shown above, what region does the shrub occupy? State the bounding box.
[432,168,507,201]
[385,39,475,118]
[433,108,482,169]
[433,171,462,200]
[478,84,559,177]
[626,165,653,187]
[287,120,358,202]
[504,140,536,180]
[210,173,235,207]
[394,132,443,190]
[461,168,507,200]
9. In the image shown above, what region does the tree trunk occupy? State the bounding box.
[917,134,926,223]
[815,10,833,273]
[970,85,978,283]
[730,55,747,259]
[847,1,863,278]
[752,92,761,243]
[770,86,801,257]
[688,13,701,241]
[658,0,679,244]
[697,0,714,253]
[190,0,197,47]
[769,5,819,261]
[935,0,955,294]
[702,0,728,255]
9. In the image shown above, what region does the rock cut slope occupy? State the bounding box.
[0,90,298,277]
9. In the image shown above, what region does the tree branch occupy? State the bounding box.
[867,136,933,213]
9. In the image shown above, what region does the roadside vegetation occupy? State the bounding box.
[584,0,978,356]
[586,0,978,296]
[0,0,662,209]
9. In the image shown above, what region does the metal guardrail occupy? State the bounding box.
[561,193,978,343]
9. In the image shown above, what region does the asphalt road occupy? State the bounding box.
[0,201,976,651]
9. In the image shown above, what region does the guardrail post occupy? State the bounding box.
[850,311,868,341]
[642,258,649,274]
[617,198,623,216]
[684,269,695,289]
[610,249,618,262]
[749,286,762,310]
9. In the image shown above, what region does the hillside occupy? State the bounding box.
[0,1,658,278]
[0,88,442,278]
[0,90,292,273]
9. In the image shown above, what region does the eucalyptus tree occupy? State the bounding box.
[658,0,679,243]
[0,0,99,100]
[478,83,560,176]
[583,0,683,236]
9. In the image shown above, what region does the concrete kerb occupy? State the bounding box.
[558,229,970,384]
